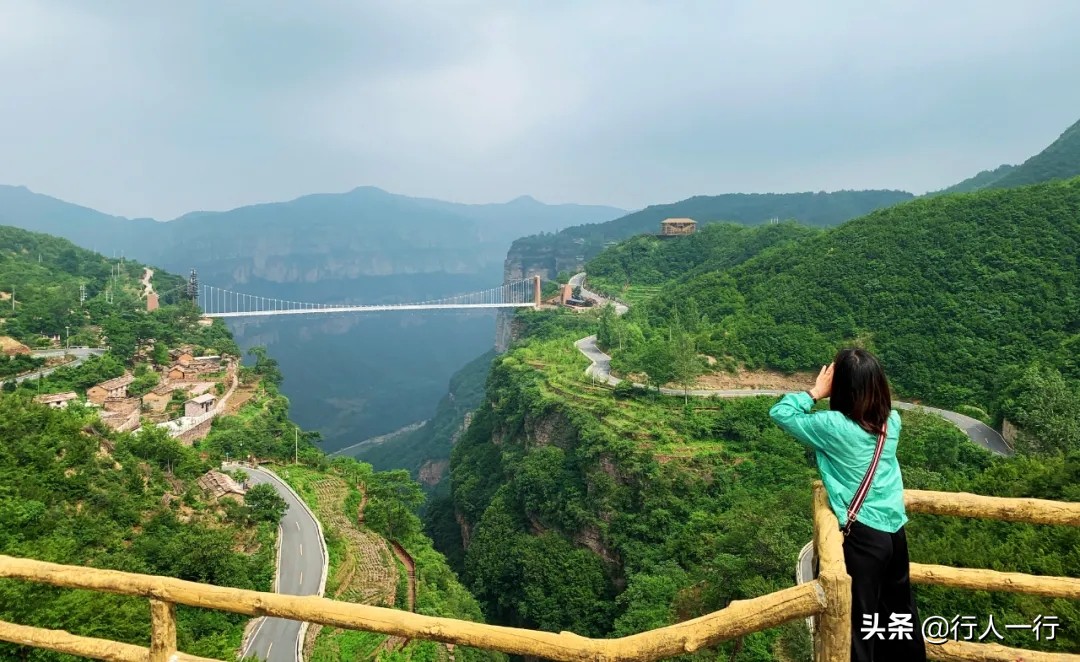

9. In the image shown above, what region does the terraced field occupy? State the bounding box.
[311,477,398,606]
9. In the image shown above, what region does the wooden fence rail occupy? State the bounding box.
[0,554,825,662]
[0,487,1077,662]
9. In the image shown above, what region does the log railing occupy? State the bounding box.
[0,486,1077,661]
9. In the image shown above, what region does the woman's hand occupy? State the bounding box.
[809,363,834,401]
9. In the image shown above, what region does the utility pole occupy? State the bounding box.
[65,326,70,348]
[294,428,299,465]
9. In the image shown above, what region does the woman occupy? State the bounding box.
[769,348,925,662]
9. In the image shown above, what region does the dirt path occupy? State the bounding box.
[390,540,417,612]
[141,268,155,298]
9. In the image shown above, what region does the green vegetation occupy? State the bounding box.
[357,349,496,494]
[441,309,1080,657]
[930,164,1016,195]
[0,394,275,659]
[990,117,1080,189]
[1,224,490,660]
[508,190,913,275]
[594,179,1080,415]
[278,460,504,662]
[930,115,1080,195]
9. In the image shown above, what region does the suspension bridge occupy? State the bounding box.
[197,275,542,318]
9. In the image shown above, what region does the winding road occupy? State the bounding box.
[0,347,106,386]
[225,463,327,662]
[569,272,1011,456]
[570,272,1015,615]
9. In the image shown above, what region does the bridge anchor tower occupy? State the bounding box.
[533,275,541,309]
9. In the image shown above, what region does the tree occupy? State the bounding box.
[671,326,701,403]
[248,346,283,386]
[245,483,287,524]
[638,336,677,393]
[597,304,618,350]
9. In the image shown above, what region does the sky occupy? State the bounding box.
[2,0,1080,220]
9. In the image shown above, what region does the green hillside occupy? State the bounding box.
[440,309,1080,657]
[430,178,1080,654]
[1,225,494,659]
[991,118,1080,189]
[626,178,1080,412]
[931,163,1016,195]
[506,190,914,278]
[355,349,496,492]
[585,222,820,296]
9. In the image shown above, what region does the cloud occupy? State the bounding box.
[1,0,1079,218]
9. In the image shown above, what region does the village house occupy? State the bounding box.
[184,393,217,418]
[141,383,174,413]
[189,355,223,373]
[167,364,198,381]
[34,392,78,409]
[87,373,134,405]
[99,408,141,433]
[197,470,246,502]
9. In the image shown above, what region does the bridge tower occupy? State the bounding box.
[533,275,541,309]
[187,269,199,304]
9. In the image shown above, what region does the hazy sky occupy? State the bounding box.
[3,0,1080,219]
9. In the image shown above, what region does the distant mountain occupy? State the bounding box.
[0,185,157,257]
[931,164,1017,195]
[990,117,1080,189]
[0,184,625,280]
[932,116,1080,195]
[504,189,915,282]
[0,184,623,451]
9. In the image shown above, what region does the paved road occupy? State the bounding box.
[575,334,1010,455]
[571,272,1010,456]
[1,347,106,386]
[225,464,326,662]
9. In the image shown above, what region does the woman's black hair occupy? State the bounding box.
[830,348,892,434]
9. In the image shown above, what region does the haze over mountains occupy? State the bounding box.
[0,184,623,450]
[3,114,1079,454]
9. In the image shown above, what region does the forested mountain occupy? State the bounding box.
[2,225,495,659]
[930,164,1016,195]
[435,179,1080,657]
[0,185,623,452]
[354,349,496,492]
[990,117,1080,189]
[932,115,1080,195]
[0,226,274,657]
[504,190,914,283]
[605,178,1080,413]
[439,308,1079,657]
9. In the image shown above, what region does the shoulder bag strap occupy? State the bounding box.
[842,421,887,537]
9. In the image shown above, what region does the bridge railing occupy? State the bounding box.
[0,485,1077,662]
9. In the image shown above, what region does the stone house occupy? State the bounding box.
[184,393,217,418]
[100,408,140,433]
[87,373,134,405]
[167,365,198,381]
[34,392,78,409]
[141,383,174,413]
[197,470,246,502]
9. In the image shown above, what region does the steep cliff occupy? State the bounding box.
[440,309,1080,656]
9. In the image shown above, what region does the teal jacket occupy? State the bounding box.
[769,391,908,533]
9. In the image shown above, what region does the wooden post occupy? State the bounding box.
[149,599,177,662]
[812,481,851,662]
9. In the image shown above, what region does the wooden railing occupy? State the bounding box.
[0,486,1077,661]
